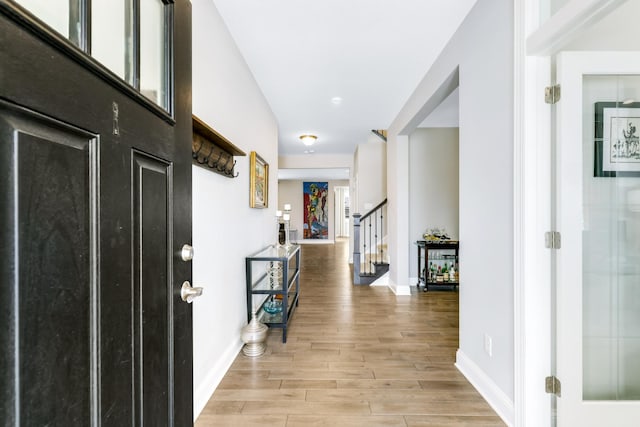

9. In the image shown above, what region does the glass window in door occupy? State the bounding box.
[583,74,640,400]
[13,0,81,45]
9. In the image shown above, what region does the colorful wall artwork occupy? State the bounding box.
[303,182,329,239]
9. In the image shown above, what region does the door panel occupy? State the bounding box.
[0,2,192,426]
[1,101,98,426]
[133,152,173,426]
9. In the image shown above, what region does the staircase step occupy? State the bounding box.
[355,261,389,285]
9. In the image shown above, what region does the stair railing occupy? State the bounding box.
[352,198,387,284]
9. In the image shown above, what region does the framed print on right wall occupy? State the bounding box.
[595,101,640,177]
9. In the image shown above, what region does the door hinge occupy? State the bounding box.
[545,84,561,104]
[545,231,561,249]
[545,376,561,396]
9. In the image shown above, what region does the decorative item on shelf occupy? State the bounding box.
[423,227,452,242]
[263,261,283,314]
[275,210,283,247]
[241,311,268,357]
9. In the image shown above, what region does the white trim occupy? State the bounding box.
[193,339,243,421]
[385,274,411,296]
[526,0,627,55]
[522,53,554,427]
[513,0,526,424]
[297,239,335,245]
[455,350,515,427]
[392,281,411,296]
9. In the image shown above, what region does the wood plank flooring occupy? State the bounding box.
[195,239,505,427]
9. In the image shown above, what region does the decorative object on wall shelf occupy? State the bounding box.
[250,151,269,208]
[423,227,452,242]
[192,115,246,178]
[594,102,640,177]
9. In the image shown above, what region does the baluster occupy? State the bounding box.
[368,217,372,273]
[363,223,367,275]
[380,207,384,263]
[366,216,370,274]
[375,209,379,265]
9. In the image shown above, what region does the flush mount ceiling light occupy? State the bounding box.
[299,134,317,146]
[331,96,343,105]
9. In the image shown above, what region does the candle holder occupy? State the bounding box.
[283,204,293,249]
[275,210,283,247]
[284,216,292,248]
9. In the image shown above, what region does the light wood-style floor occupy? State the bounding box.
[195,239,505,427]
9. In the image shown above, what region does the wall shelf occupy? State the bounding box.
[192,115,245,178]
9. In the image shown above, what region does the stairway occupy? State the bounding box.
[352,199,388,285]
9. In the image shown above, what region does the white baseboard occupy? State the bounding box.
[386,275,411,295]
[193,339,243,421]
[455,349,515,427]
[298,239,335,245]
[392,284,411,295]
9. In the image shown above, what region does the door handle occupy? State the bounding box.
[181,281,203,303]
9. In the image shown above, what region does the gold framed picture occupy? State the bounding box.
[249,151,268,208]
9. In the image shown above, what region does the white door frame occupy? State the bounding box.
[515,0,631,426]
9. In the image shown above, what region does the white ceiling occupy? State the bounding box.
[212,0,477,156]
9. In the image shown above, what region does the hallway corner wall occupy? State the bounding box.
[191,0,278,419]
[387,0,515,424]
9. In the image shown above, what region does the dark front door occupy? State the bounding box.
[0,1,193,425]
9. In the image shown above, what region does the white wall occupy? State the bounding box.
[278,179,349,242]
[408,128,459,278]
[563,0,640,51]
[351,142,387,264]
[279,154,352,169]
[352,142,387,215]
[191,0,278,418]
[387,0,515,423]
